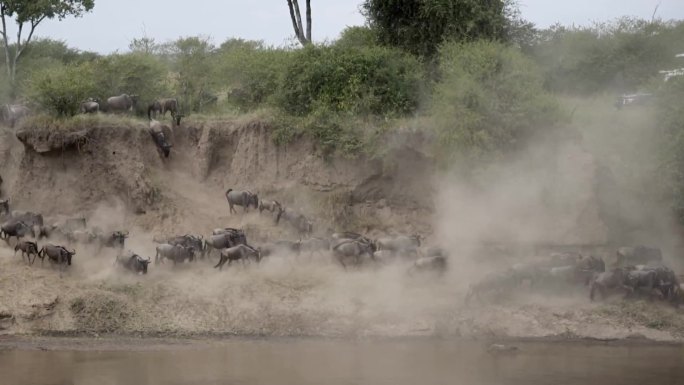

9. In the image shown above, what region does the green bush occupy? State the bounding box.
[218,45,293,110]
[27,62,98,116]
[93,53,171,114]
[278,45,422,117]
[532,19,684,94]
[431,40,562,165]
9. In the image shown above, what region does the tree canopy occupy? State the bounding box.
[0,0,94,98]
[361,0,509,57]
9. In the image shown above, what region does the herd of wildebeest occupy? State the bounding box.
[0,182,682,306]
[1,94,182,159]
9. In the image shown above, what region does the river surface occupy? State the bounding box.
[1,338,683,385]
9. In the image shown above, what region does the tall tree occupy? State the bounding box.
[0,0,94,98]
[286,0,312,46]
[361,0,509,57]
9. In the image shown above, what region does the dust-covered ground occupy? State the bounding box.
[1,111,684,343]
[1,241,683,342]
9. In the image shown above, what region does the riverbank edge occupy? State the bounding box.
[1,333,682,352]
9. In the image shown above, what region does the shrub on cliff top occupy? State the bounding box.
[277,45,422,117]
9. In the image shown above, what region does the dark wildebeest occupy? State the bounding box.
[276,208,313,236]
[225,189,259,214]
[106,94,138,113]
[155,244,195,265]
[624,265,681,303]
[149,119,173,158]
[158,98,179,118]
[99,231,129,249]
[115,254,151,274]
[214,244,261,270]
[148,100,162,119]
[14,240,39,265]
[39,244,75,272]
[0,199,9,217]
[204,231,247,258]
[0,220,34,244]
[616,246,663,267]
[2,104,29,127]
[80,98,100,114]
[332,239,376,269]
[589,268,631,301]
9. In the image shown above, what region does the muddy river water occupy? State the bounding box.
[1,338,683,385]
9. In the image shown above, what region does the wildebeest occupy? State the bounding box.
[167,234,204,256]
[147,100,162,119]
[14,240,39,264]
[204,231,247,257]
[106,94,138,113]
[0,220,34,243]
[332,239,376,269]
[67,229,99,244]
[2,104,29,127]
[0,199,8,217]
[376,235,421,257]
[409,256,447,275]
[624,265,681,303]
[259,199,282,214]
[589,268,630,301]
[39,244,75,272]
[276,207,313,236]
[149,119,173,158]
[115,254,151,274]
[99,231,129,249]
[80,98,100,114]
[225,189,259,214]
[157,98,179,118]
[155,244,195,265]
[214,244,261,270]
[616,246,663,267]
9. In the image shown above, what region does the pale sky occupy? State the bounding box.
[19,0,684,54]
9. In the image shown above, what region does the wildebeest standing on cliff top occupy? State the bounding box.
[106,94,138,113]
[225,189,259,214]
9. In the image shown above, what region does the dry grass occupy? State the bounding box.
[20,113,146,133]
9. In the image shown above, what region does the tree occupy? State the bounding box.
[286,0,311,46]
[0,0,94,98]
[361,0,509,57]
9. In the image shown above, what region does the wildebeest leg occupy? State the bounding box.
[213,256,226,270]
